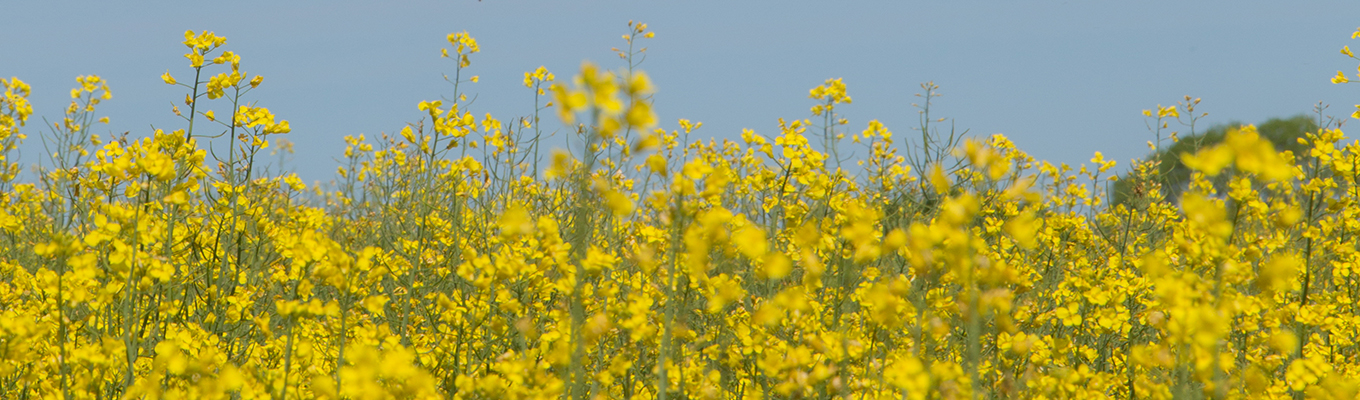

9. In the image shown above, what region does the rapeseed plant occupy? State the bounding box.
[6,22,1360,400]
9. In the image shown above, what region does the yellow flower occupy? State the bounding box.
[760,253,792,280]
[186,52,204,68]
[732,224,768,259]
[1257,253,1299,295]
[447,31,480,54]
[1003,210,1038,248]
[604,190,633,216]
[627,71,654,95]
[162,190,189,205]
[1054,303,1082,327]
[929,163,950,194]
[625,100,656,128]
[1180,145,1233,176]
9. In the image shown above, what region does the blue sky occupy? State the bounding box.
[4,1,1360,183]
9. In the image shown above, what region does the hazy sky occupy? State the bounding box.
[5,1,1360,183]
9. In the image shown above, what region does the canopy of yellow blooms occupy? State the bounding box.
[2,22,1360,400]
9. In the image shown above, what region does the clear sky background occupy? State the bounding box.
[4,1,1360,184]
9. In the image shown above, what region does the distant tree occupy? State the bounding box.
[1109,114,1317,207]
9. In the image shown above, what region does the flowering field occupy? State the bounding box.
[4,23,1360,400]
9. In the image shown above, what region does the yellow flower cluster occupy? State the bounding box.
[6,23,1360,400]
[0,77,33,184]
[1339,28,1360,119]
